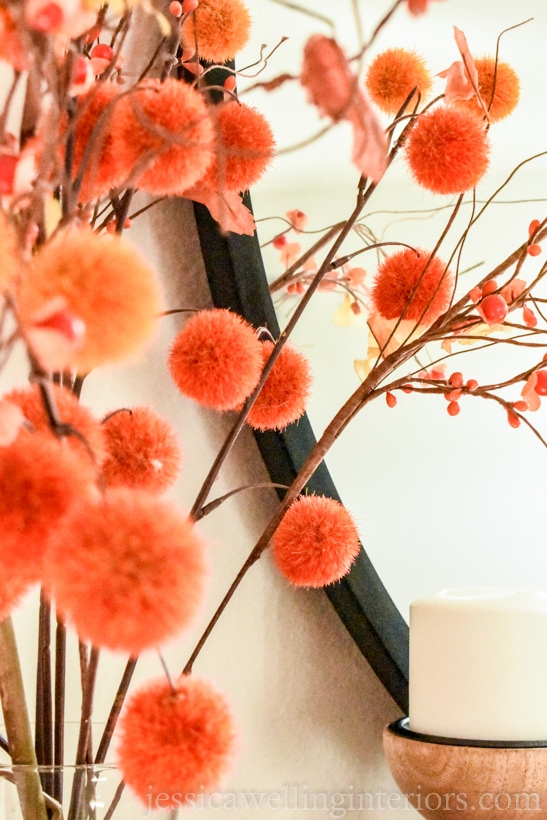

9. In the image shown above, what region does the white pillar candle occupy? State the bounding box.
[409,587,547,741]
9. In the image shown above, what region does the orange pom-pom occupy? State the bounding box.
[117,676,237,807]
[181,0,251,63]
[111,79,214,196]
[456,58,519,122]
[44,488,207,654]
[0,436,92,583]
[101,406,181,494]
[5,383,106,465]
[372,247,454,324]
[272,495,360,587]
[404,106,490,194]
[168,309,262,411]
[199,102,274,192]
[245,341,312,431]
[365,48,432,115]
[72,81,124,202]
[18,229,164,372]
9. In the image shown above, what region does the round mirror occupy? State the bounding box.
[202,0,547,709]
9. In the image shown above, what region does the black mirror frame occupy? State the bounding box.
[193,197,409,712]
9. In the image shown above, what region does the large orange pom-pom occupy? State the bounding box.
[117,676,237,808]
[365,48,432,115]
[372,247,454,324]
[6,383,106,465]
[404,105,490,194]
[245,341,312,431]
[272,495,360,587]
[199,102,275,192]
[44,488,207,654]
[181,0,251,63]
[101,406,181,494]
[168,309,262,411]
[72,81,124,202]
[18,229,164,372]
[456,57,519,123]
[111,79,214,196]
[0,435,93,583]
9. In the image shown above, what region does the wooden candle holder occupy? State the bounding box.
[383,718,547,819]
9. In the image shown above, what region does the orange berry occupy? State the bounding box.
[478,294,508,325]
[523,305,538,328]
[466,379,479,391]
[512,400,528,412]
[534,370,547,396]
[448,371,463,388]
[402,384,413,393]
[448,388,462,401]
[527,243,542,257]
[169,0,183,15]
[469,287,482,304]
[386,392,397,408]
[481,280,498,296]
[182,0,198,11]
[447,401,460,416]
[507,411,521,428]
[529,219,541,238]
[350,301,361,315]
[224,75,237,92]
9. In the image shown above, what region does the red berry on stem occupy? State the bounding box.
[448,388,462,401]
[481,280,498,296]
[466,379,479,391]
[90,43,114,62]
[447,401,460,417]
[386,392,397,408]
[507,411,521,429]
[527,243,542,257]
[523,305,537,328]
[224,76,237,92]
[469,287,482,304]
[448,371,463,388]
[534,370,547,396]
[169,1,183,15]
[182,0,198,11]
[478,294,508,325]
[529,219,541,238]
[272,234,287,250]
[512,400,528,412]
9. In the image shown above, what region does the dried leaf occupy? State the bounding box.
[438,61,475,104]
[453,27,489,120]
[183,185,256,236]
[301,35,388,182]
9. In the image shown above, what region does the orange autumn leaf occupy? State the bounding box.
[183,185,256,236]
[438,60,475,104]
[453,27,488,120]
[301,35,387,183]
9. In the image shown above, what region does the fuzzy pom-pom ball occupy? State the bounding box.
[404,105,489,194]
[365,48,432,115]
[72,81,124,202]
[272,495,360,587]
[0,435,92,583]
[456,57,520,122]
[6,383,106,465]
[199,102,275,192]
[181,0,251,63]
[101,406,181,494]
[372,247,454,325]
[245,341,312,431]
[17,229,164,372]
[111,79,214,196]
[44,488,208,654]
[168,309,262,411]
[117,676,237,807]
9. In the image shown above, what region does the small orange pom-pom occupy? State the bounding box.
[372,247,454,324]
[365,48,432,115]
[404,106,490,194]
[168,309,262,411]
[44,488,208,654]
[18,229,164,372]
[0,435,93,583]
[245,341,312,431]
[72,81,123,202]
[456,58,519,123]
[117,676,237,807]
[101,406,181,494]
[272,495,360,587]
[199,102,275,192]
[5,383,106,465]
[181,0,251,63]
[111,79,214,196]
